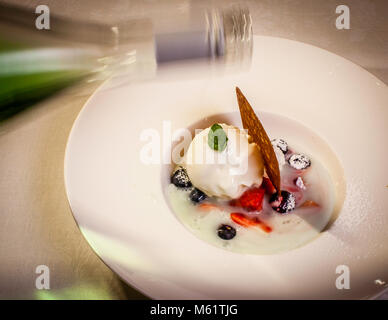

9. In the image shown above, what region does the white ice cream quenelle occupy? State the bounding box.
[184,124,264,199]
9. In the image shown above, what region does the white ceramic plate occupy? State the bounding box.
[65,36,388,299]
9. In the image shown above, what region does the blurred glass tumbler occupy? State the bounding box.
[99,6,253,87]
[155,7,253,64]
[94,6,253,82]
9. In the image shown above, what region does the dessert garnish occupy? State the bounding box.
[198,203,220,211]
[217,224,236,240]
[235,87,281,196]
[229,186,265,212]
[269,191,296,214]
[295,177,306,190]
[230,213,272,233]
[288,154,311,170]
[300,200,319,208]
[261,177,276,195]
[171,166,192,188]
[189,188,207,203]
[271,138,288,154]
[208,123,228,151]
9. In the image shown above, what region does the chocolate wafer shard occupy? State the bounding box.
[235,87,281,195]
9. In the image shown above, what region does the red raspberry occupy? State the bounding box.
[262,177,276,195]
[231,187,265,212]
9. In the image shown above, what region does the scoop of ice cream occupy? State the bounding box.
[184,124,264,199]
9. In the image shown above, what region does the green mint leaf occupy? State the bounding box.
[208,123,228,151]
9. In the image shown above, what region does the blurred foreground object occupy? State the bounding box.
[0,38,97,120]
[0,2,252,121]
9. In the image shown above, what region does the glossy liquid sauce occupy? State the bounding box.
[167,145,335,255]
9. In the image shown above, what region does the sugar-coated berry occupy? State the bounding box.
[189,188,207,203]
[295,177,306,190]
[271,138,288,154]
[288,153,311,170]
[217,224,236,240]
[269,190,296,214]
[171,166,192,188]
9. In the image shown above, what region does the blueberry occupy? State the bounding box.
[288,153,311,170]
[189,188,207,203]
[270,190,296,214]
[217,224,236,240]
[171,166,192,189]
[271,138,288,154]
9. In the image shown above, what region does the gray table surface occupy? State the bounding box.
[0,0,387,299]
